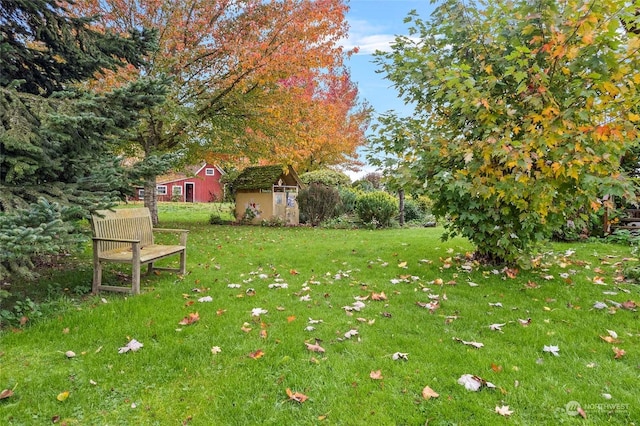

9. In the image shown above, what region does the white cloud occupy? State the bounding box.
[341,18,398,55]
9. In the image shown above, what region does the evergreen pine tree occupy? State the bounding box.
[0,0,166,280]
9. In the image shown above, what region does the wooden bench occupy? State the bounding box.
[91,208,188,294]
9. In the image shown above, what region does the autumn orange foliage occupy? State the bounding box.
[71,0,369,172]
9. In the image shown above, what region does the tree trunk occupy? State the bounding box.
[144,176,159,225]
[398,189,405,227]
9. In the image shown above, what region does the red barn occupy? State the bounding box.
[135,163,225,202]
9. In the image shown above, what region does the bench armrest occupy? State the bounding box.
[153,228,189,234]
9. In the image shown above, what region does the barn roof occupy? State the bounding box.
[233,165,302,191]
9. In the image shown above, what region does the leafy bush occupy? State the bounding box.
[300,169,351,187]
[355,191,398,228]
[298,183,340,226]
[403,198,425,222]
[335,187,360,216]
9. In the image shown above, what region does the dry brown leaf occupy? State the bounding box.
[621,300,637,310]
[600,335,619,344]
[289,269,299,275]
[178,312,200,326]
[577,406,587,419]
[505,268,518,279]
[287,315,296,323]
[369,370,383,380]
[248,349,264,359]
[612,347,626,359]
[286,388,308,403]
[260,329,268,339]
[421,386,439,400]
[371,292,387,301]
[305,342,326,353]
[0,389,14,400]
[216,309,226,316]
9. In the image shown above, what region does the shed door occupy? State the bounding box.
[185,183,195,202]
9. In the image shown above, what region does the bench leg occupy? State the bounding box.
[180,249,186,275]
[92,261,102,294]
[131,242,141,295]
[132,262,141,294]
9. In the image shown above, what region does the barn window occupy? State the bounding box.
[172,185,183,195]
[205,168,215,176]
[138,189,144,199]
[157,185,167,195]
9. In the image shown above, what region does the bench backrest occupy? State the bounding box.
[91,208,154,253]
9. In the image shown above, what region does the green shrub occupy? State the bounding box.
[336,187,360,216]
[355,191,398,228]
[300,169,351,187]
[403,198,425,222]
[298,183,340,226]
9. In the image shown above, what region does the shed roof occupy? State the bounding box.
[234,165,301,191]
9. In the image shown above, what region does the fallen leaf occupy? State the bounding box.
[577,406,587,419]
[371,292,387,301]
[453,337,484,349]
[392,352,408,361]
[600,335,619,344]
[593,301,608,310]
[240,322,252,333]
[421,386,439,400]
[305,342,325,353]
[65,351,76,359]
[543,345,560,356]
[489,323,506,331]
[505,268,518,278]
[178,312,200,325]
[518,318,532,326]
[621,300,637,310]
[398,261,408,269]
[612,347,626,359]
[495,405,514,416]
[248,349,264,359]
[251,308,268,317]
[289,269,299,275]
[56,391,70,402]
[369,370,383,380]
[457,374,496,391]
[216,309,226,316]
[344,329,358,339]
[198,296,213,302]
[260,329,268,339]
[286,388,308,403]
[118,339,143,354]
[0,389,14,400]
[491,363,503,372]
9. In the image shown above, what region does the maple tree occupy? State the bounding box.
[372,0,640,265]
[71,0,369,223]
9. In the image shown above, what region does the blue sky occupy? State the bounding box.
[344,0,436,118]
[341,0,437,178]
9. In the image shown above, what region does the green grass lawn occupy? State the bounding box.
[1,203,639,425]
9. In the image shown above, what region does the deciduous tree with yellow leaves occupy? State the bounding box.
[374,0,640,265]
